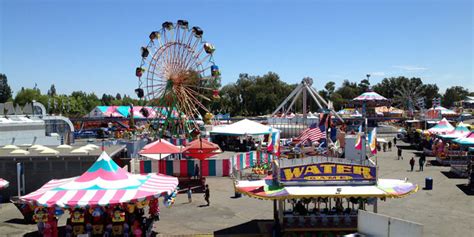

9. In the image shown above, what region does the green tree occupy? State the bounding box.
[324,81,336,96]
[442,86,469,107]
[358,79,370,93]
[0,74,13,103]
[47,84,57,97]
[14,88,48,106]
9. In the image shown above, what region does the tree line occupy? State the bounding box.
[0,73,472,117]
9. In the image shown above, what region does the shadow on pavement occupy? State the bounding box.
[396,145,418,150]
[456,184,474,196]
[214,219,273,236]
[4,218,29,224]
[441,171,466,179]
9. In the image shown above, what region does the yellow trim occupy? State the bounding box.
[234,184,419,201]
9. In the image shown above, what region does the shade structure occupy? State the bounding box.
[210,119,279,136]
[21,152,178,207]
[2,144,19,149]
[40,148,60,154]
[427,118,455,134]
[10,149,30,155]
[438,124,471,139]
[235,176,418,200]
[140,139,181,154]
[183,138,220,160]
[57,144,73,149]
[0,178,9,189]
[453,132,474,146]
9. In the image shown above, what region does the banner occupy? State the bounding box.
[280,163,376,182]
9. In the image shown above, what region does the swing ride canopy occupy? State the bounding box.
[352,91,388,103]
[427,118,455,134]
[234,157,418,200]
[20,152,178,207]
[210,119,279,136]
[0,178,8,189]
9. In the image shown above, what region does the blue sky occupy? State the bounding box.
[1,0,472,98]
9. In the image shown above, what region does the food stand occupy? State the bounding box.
[234,156,418,235]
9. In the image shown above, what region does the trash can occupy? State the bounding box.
[425,177,433,190]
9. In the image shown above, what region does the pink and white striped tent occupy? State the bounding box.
[0,178,9,189]
[427,118,455,135]
[20,152,178,207]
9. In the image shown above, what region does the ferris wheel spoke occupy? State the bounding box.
[181,38,201,70]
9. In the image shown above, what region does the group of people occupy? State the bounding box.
[394,136,427,172]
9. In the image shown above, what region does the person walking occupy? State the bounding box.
[409,157,415,172]
[204,184,210,206]
[393,137,397,146]
[397,147,403,160]
[388,141,392,151]
[194,164,200,180]
[419,157,424,171]
[187,187,192,203]
[383,143,387,152]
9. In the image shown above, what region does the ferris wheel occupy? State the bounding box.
[135,20,220,136]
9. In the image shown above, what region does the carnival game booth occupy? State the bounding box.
[425,106,458,120]
[20,152,178,237]
[435,123,471,165]
[449,133,474,177]
[210,119,280,153]
[234,156,418,236]
[422,118,455,155]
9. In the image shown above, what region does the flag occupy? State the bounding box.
[354,125,363,150]
[368,128,377,155]
[296,126,325,145]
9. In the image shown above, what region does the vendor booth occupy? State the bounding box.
[234,156,417,235]
[19,152,178,236]
[210,119,280,153]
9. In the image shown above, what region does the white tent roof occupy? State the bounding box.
[2,144,19,149]
[57,144,73,149]
[10,149,30,155]
[140,153,171,160]
[210,119,279,136]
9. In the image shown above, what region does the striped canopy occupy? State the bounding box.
[427,118,455,134]
[235,176,418,199]
[21,152,178,207]
[353,91,388,101]
[0,178,9,189]
[453,132,474,146]
[438,124,471,139]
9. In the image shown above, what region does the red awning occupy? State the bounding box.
[183,138,220,161]
[140,139,182,155]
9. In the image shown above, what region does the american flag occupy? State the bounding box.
[296,126,325,145]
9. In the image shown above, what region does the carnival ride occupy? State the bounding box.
[135,20,221,137]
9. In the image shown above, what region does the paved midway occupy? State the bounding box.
[0,139,472,236]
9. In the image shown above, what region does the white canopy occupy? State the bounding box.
[210,119,279,136]
[140,153,172,160]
